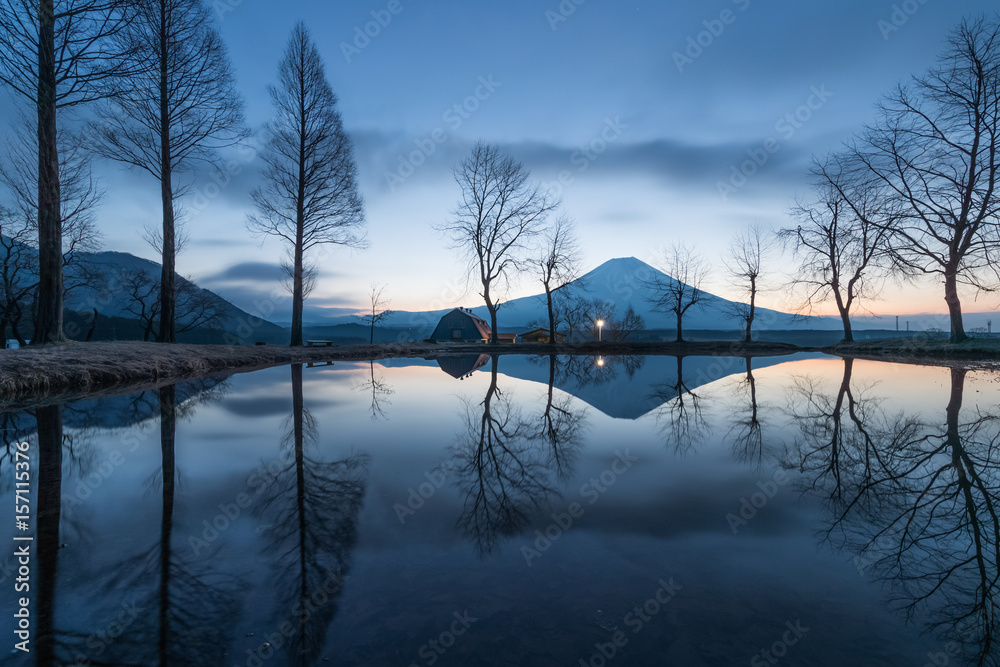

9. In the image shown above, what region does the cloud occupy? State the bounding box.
[204,261,286,283]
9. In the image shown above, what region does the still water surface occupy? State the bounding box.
[2,353,999,666]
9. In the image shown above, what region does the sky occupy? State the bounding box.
[4,0,999,322]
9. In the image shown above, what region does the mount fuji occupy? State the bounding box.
[308,257,841,332]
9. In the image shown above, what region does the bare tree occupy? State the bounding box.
[248,22,366,347]
[0,0,135,343]
[356,283,393,344]
[536,216,580,344]
[91,0,245,343]
[646,243,708,343]
[560,293,590,343]
[584,298,616,341]
[119,268,222,341]
[780,156,896,343]
[0,206,34,344]
[441,142,556,344]
[725,223,772,342]
[0,119,104,341]
[608,303,645,342]
[851,17,1000,342]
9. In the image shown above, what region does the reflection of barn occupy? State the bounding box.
[437,354,491,380]
[431,308,492,342]
[520,328,565,343]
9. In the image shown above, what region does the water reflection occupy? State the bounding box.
[451,356,564,555]
[254,364,368,665]
[790,362,1000,665]
[9,354,1000,664]
[652,356,709,454]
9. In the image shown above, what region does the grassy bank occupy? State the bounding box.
[825,336,1000,363]
[0,339,809,409]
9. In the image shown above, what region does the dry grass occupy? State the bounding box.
[0,339,810,410]
[0,341,425,410]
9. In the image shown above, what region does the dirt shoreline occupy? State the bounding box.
[2,337,998,410]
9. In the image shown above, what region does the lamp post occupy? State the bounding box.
[596,319,604,342]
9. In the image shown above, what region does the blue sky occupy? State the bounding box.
[4,0,996,320]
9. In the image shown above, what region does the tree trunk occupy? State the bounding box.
[545,284,556,345]
[838,307,854,343]
[944,266,967,342]
[158,385,175,663]
[290,236,304,346]
[676,311,684,343]
[744,276,756,343]
[157,3,176,344]
[484,284,498,344]
[290,49,308,348]
[85,308,98,341]
[10,316,26,347]
[33,0,64,344]
[35,404,63,665]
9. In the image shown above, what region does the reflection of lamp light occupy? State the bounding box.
[596,319,605,342]
[596,356,605,367]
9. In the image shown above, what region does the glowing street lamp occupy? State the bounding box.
[596,319,605,342]
[596,356,605,368]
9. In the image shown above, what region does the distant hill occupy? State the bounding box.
[60,250,289,344]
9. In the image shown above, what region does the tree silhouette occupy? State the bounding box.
[451,356,560,555]
[254,364,368,664]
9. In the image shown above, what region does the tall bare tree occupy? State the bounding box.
[725,223,772,342]
[356,283,393,344]
[0,0,134,343]
[851,17,1000,342]
[441,142,556,344]
[646,243,708,342]
[248,22,366,347]
[92,0,245,343]
[535,216,580,345]
[780,156,896,343]
[0,119,103,341]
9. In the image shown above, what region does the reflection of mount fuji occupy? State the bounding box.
[431,353,812,420]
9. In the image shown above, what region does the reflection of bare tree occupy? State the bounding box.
[792,365,1000,665]
[556,354,645,386]
[532,355,587,481]
[85,385,241,666]
[652,356,708,454]
[256,364,368,665]
[356,360,393,421]
[452,356,560,556]
[35,405,62,666]
[727,358,767,469]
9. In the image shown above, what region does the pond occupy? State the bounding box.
[2,353,999,666]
